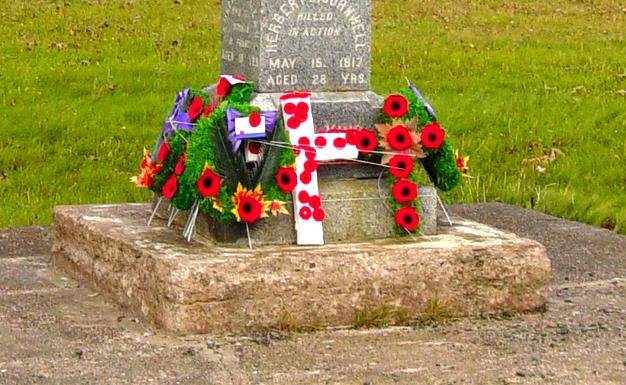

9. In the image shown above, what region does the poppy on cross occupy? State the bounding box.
[280,93,360,245]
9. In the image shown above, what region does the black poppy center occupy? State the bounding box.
[361,138,371,147]
[402,187,411,196]
[397,161,406,169]
[428,134,437,142]
[404,215,414,224]
[242,202,252,213]
[391,101,401,110]
[396,133,407,143]
[281,174,291,184]
[202,178,213,188]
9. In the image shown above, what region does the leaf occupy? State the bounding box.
[212,121,247,191]
[254,117,286,190]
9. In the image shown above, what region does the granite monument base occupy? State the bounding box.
[156,180,437,247]
[52,204,551,335]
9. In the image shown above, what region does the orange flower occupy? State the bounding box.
[131,149,162,188]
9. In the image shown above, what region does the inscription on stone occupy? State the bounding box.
[221,0,372,93]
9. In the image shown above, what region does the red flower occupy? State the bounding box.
[395,206,420,232]
[346,129,359,145]
[421,123,446,150]
[300,171,312,185]
[174,154,186,176]
[203,104,214,118]
[392,180,418,203]
[333,137,346,149]
[386,125,412,151]
[216,77,232,97]
[313,208,325,222]
[388,154,415,179]
[355,130,378,154]
[248,141,262,155]
[237,196,264,224]
[162,176,178,200]
[249,112,262,127]
[298,191,310,204]
[276,167,297,193]
[299,206,312,220]
[309,195,321,208]
[157,140,171,164]
[283,101,309,129]
[304,160,317,173]
[188,97,204,122]
[314,136,327,148]
[383,94,409,118]
[197,165,221,198]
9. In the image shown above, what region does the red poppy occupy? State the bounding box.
[314,136,327,148]
[383,94,409,118]
[355,130,378,154]
[304,160,317,173]
[188,97,204,122]
[287,116,301,129]
[284,101,309,129]
[392,180,418,203]
[157,140,171,164]
[333,137,346,149]
[309,195,321,208]
[346,129,359,145]
[297,102,309,115]
[203,104,214,118]
[174,154,186,176]
[300,171,312,184]
[298,137,310,146]
[313,208,325,222]
[162,176,178,200]
[395,206,420,232]
[298,190,310,204]
[388,154,414,179]
[248,141,262,155]
[421,123,446,150]
[237,196,264,224]
[276,167,297,193]
[387,125,412,151]
[216,77,232,97]
[249,112,262,127]
[284,102,296,115]
[299,206,312,220]
[197,166,221,198]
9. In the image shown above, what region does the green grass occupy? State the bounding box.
[1,0,624,233]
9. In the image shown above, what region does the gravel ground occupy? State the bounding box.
[0,203,624,385]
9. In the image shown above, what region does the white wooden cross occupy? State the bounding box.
[279,93,360,245]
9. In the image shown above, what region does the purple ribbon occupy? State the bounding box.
[226,108,277,152]
[162,87,191,136]
[408,83,437,121]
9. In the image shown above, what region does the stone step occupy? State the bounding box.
[52,204,551,335]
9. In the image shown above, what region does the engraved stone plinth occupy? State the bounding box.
[221,0,371,93]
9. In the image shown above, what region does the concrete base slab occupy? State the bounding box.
[52,204,551,335]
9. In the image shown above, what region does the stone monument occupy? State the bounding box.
[193,0,438,245]
[51,0,551,335]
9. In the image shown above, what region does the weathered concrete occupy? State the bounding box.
[52,204,550,335]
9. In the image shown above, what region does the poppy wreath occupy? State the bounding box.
[376,85,464,235]
[131,77,296,226]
